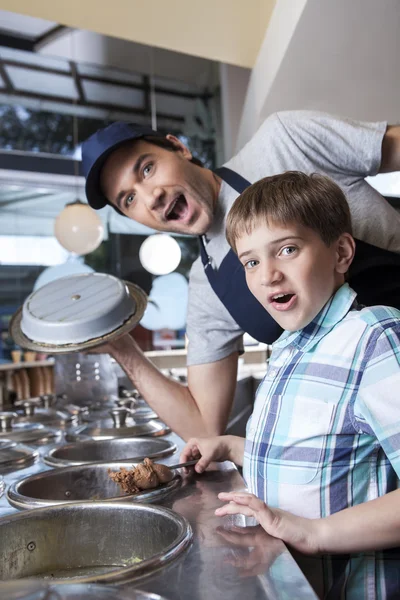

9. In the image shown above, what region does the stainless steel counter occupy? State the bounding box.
[0,430,318,599]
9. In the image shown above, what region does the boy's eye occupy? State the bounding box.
[244,259,259,270]
[281,246,297,256]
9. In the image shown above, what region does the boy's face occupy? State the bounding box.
[100,137,217,235]
[236,221,352,332]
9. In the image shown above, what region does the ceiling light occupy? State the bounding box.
[54,200,104,255]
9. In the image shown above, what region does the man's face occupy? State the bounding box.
[236,221,349,331]
[100,137,217,235]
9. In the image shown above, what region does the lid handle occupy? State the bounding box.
[109,407,134,428]
[0,411,17,432]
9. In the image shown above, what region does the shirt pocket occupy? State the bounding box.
[254,394,335,485]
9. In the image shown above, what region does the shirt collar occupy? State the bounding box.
[273,283,358,353]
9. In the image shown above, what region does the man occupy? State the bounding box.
[82,111,400,440]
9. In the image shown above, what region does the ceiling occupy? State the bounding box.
[0,2,276,68]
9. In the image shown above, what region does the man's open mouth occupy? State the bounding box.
[165,195,188,221]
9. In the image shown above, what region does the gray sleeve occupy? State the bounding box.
[275,110,386,178]
[186,257,244,366]
[274,111,400,252]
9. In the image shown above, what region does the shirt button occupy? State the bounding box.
[268,368,278,378]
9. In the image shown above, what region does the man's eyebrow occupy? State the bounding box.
[114,153,153,210]
[237,236,303,260]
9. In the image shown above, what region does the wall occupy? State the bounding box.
[238,0,400,146]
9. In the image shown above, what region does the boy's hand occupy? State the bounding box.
[216,525,284,577]
[215,492,321,555]
[180,436,233,473]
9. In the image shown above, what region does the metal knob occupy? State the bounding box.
[0,411,17,432]
[109,408,131,428]
[120,388,140,400]
[40,394,56,409]
[115,398,136,410]
[21,402,37,417]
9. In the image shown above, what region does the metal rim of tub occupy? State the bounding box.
[0,501,193,584]
[42,436,177,468]
[7,462,182,510]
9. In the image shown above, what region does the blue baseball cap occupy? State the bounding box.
[82,122,156,210]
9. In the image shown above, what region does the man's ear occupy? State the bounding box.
[166,134,192,160]
[335,233,355,274]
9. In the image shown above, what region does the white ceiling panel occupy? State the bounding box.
[0,47,70,71]
[155,93,195,117]
[82,80,144,108]
[0,9,56,37]
[77,62,143,86]
[6,65,78,99]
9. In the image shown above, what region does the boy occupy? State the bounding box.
[180,171,400,555]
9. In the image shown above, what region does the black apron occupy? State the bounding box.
[199,166,400,344]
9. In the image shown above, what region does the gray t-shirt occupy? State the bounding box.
[186,110,400,366]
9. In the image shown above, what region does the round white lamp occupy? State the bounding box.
[139,234,181,275]
[54,200,104,255]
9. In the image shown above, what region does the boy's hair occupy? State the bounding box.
[226,171,352,252]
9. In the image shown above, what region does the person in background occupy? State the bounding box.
[180,172,400,554]
[82,112,400,440]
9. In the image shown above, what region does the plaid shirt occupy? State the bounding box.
[243,284,400,518]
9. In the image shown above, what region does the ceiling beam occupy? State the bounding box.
[33,24,71,51]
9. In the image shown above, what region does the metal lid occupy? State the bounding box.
[0,582,169,599]
[9,274,147,353]
[0,443,38,473]
[0,423,61,446]
[15,404,78,429]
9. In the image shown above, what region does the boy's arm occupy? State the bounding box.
[317,488,400,552]
[215,488,400,554]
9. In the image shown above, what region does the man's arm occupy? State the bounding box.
[380,124,400,172]
[106,333,239,440]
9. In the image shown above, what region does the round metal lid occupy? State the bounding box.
[10,274,147,353]
[0,423,61,445]
[0,582,169,600]
[15,406,78,429]
[0,443,38,472]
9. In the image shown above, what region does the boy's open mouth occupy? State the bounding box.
[270,293,297,311]
[165,195,188,221]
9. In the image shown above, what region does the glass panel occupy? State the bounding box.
[6,66,78,99]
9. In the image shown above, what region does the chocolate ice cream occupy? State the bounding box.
[109,458,174,495]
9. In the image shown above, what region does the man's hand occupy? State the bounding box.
[180,435,244,473]
[215,492,321,555]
